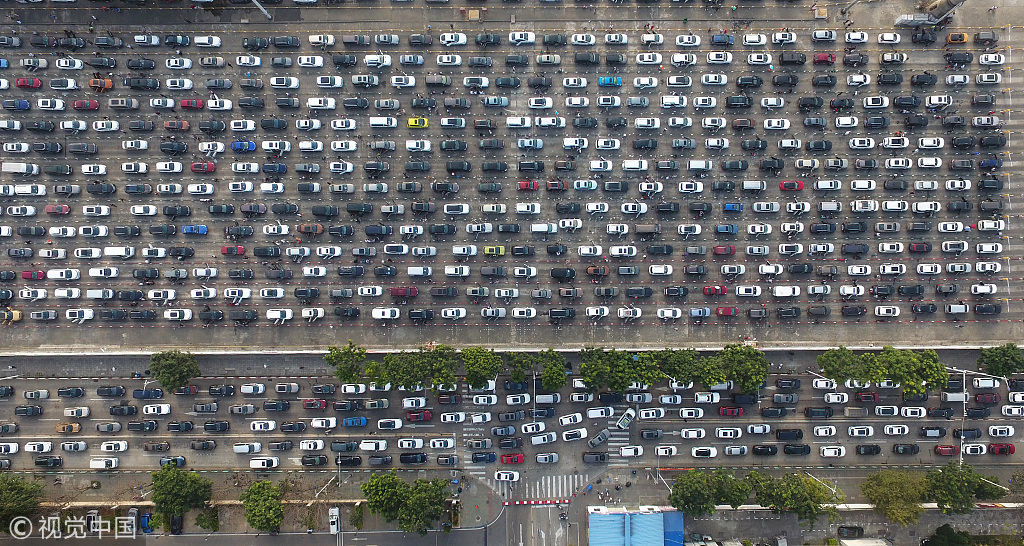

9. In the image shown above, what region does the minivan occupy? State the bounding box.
[742,180,766,191]
[536,394,561,404]
[369,117,397,128]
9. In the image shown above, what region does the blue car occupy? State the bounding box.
[140,513,153,534]
[132,389,163,399]
[342,416,367,427]
[689,307,711,318]
[597,76,622,87]
[979,159,1002,169]
[711,34,734,45]
[715,224,738,234]
[262,163,287,174]
[723,203,743,212]
[182,225,208,235]
[230,140,256,152]
[2,99,29,110]
[0,59,8,69]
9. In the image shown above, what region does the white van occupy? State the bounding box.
[531,223,557,234]
[536,394,561,404]
[818,201,842,212]
[530,432,557,445]
[103,246,135,259]
[940,392,967,403]
[506,117,531,128]
[89,457,118,469]
[249,457,279,469]
[369,117,397,128]
[86,289,115,300]
[687,160,713,171]
[233,442,262,454]
[407,266,432,277]
[742,180,766,191]
[622,160,648,171]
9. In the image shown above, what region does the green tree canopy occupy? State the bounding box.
[396,479,449,535]
[0,474,43,535]
[977,343,1024,377]
[656,349,724,388]
[747,471,842,526]
[461,347,503,389]
[151,466,212,519]
[324,341,367,384]
[240,481,284,533]
[363,345,458,392]
[711,469,751,509]
[629,352,668,390]
[504,352,537,382]
[867,347,948,395]
[926,461,1006,514]
[706,345,769,393]
[816,347,867,383]
[922,524,971,546]
[360,471,410,522]
[668,470,716,517]
[150,350,200,392]
[538,349,568,392]
[861,470,928,525]
[578,347,612,390]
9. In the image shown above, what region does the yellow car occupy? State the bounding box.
[56,423,81,434]
[945,32,968,44]
[483,246,506,257]
[408,117,428,129]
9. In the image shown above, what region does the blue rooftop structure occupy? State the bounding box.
[587,507,684,546]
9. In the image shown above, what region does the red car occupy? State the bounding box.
[44,204,70,215]
[719,407,744,417]
[975,393,1000,405]
[173,385,199,395]
[191,162,215,173]
[72,99,99,110]
[303,399,327,410]
[990,443,1015,455]
[812,53,835,65]
[180,99,205,110]
[546,180,567,191]
[909,243,931,253]
[15,78,41,89]
[780,180,804,191]
[221,245,245,256]
[855,391,878,403]
[712,245,735,255]
[21,270,44,280]
[716,306,739,317]
[406,410,432,422]
[934,445,958,456]
[500,453,525,464]
[517,180,539,191]
[703,285,727,296]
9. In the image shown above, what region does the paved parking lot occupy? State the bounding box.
[0,374,1020,496]
[0,2,1020,351]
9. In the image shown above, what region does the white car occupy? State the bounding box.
[618,446,643,457]
[680,428,705,439]
[495,471,520,482]
[845,31,868,43]
[142,404,171,415]
[742,33,767,46]
[980,53,1005,66]
[883,424,908,436]
[877,32,901,44]
[764,119,790,130]
[558,413,583,426]
[656,445,677,456]
[813,426,836,437]
[820,446,846,458]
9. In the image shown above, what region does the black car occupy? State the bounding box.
[752,445,777,456]
[109,404,137,416]
[57,387,84,398]
[843,53,868,66]
[877,73,903,85]
[97,386,126,397]
[856,444,881,456]
[909,73,937,87]
[812,75,836,87]
[771,74,798,87]
[167,421,194,433]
